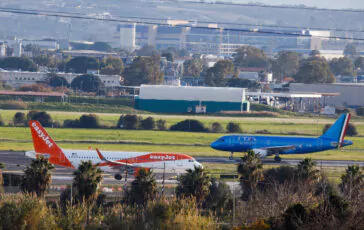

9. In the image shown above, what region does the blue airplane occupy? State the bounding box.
[210,114,353,161]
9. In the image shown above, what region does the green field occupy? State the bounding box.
[1,109,364,135]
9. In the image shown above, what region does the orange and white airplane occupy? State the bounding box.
[26,120,202,180]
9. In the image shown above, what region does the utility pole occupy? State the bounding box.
[162,162,166,196]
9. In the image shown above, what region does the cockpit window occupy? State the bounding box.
[188,160,194,162]
[218,138,225,142]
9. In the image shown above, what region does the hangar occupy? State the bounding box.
[134,85,249,113]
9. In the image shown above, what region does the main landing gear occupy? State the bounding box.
[274,154,282,162]
[229,152,234,160]
[114,174,122,180]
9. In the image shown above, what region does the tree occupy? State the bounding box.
[234,46,269,68]
[162,52,174,62]
[117,115,139,129]
[78,114,100,128]
[141,117,155,130]
[296,158,320,183]
[29,111,53,127]
[354,56,364,70]
[0,114,4,126]
[203,179,232,215]
[123,56,163,86]
[73,161,103,203]
[156,119,167,131]
[66,57,100,73]
[136,45,159,56]
[46,73,70,88]
[344,43,358,59]
[24,44,41,55]
[13,112,26,126]
[33,55,52,67]
[205,60,234,86]
[225,78,261,90]
[0,162,5,193]
[226,122,242,133]
[339,165,363,200]
[71,74,104,93]
[20,156,55,197]
[183,59,203,77]
[237,150,263,201]
[126,168,157,205]
[176,166,210,203]
[169,119,207,132]
[92,42,112,52]
[272,51,300,80]
[310,49,321,57]
[0,57,38,72]
[100,56,124,75]
[329,57,355,76]
[295,58,335,83]
[211,122,224,133]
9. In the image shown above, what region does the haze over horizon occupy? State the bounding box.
[215,0,364,9]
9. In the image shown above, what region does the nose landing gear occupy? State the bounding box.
[229,152,234,160]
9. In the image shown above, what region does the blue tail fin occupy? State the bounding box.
[320,114,351,144]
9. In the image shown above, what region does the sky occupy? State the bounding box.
[228,0,364,9]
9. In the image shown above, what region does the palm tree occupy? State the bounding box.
[339,165,363,200]
[176,166,210,203]
[126,168,157,205]
[237,150,263,201]
[296,158,320,183]
[0,162,5,193]
[20,156,55,197]
[73,161,103,204]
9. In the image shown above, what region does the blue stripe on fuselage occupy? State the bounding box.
[210,135,352,154]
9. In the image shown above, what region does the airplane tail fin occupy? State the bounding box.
[320,114,351,146]
[29,120,74,168]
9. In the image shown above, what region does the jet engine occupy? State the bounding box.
[252,148,269,158]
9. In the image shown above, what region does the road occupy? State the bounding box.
[1,151,363,184]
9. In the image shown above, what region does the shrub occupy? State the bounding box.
[0,114,4,126]
[156,119,167,131]
[63,119,80,128]
[29,111,53,127]
[211,122,224,133]
[78,114,100,128]
[0,101,28,110]
[226,122,242,133]
[27,110,40,120]
[117,115,139,129]
[169,119,208,132]
[18,84,52,93]
[13,112,26,126]
[141,117,155,130]
[323,123,358,136]
[356,107,364,116]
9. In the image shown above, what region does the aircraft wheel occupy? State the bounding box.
[274,156,282,162]
[114,174,122,180]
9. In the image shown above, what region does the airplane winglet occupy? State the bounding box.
[96,148,106,161]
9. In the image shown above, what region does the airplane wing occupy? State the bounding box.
[262,145,296,154]
[96,148,134,167]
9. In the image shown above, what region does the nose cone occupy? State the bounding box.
[194,161,203,169]
[210,141,220,150]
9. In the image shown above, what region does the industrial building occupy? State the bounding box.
[290,83,364,108]
[134,85,249,113]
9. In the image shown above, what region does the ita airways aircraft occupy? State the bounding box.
[27,120,202,180]
[210,114,353,162]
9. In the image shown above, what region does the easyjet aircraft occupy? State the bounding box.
[27,120,202,180]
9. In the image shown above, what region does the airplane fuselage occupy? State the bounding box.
[210,135,353,156]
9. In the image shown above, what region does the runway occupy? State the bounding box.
[1,151,363,185]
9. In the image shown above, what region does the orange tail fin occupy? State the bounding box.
[29,120,74,168]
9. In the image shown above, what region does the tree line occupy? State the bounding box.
[0,150,362,229]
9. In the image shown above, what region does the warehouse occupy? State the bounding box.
[134,85,249,113]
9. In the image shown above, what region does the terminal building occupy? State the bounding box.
[134,85,249,113]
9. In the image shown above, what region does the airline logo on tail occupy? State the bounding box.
[31,122,54,148]
[339,113,351,147]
